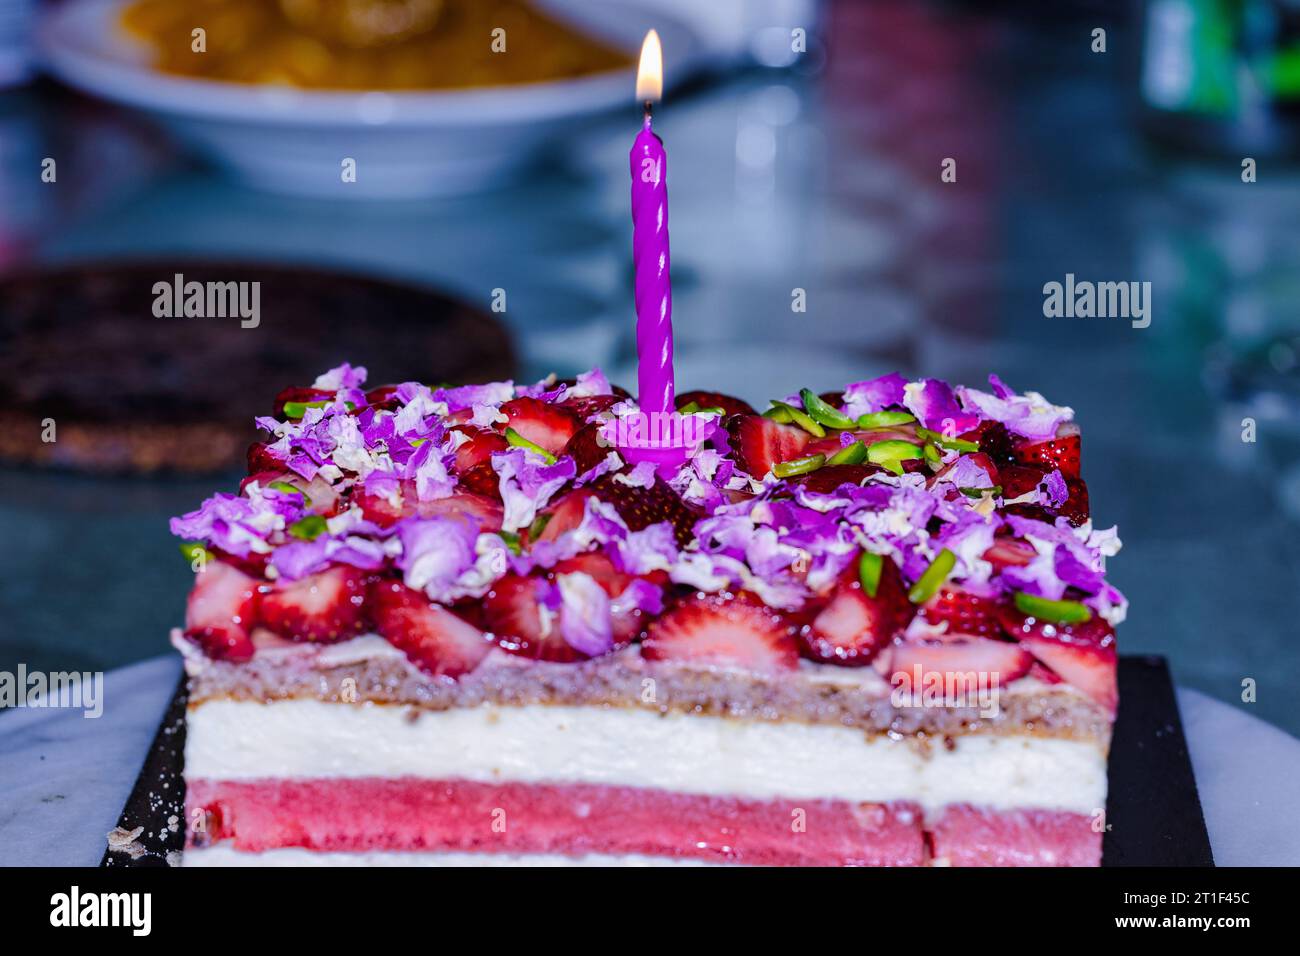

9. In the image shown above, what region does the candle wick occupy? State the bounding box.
[643,100,653,125]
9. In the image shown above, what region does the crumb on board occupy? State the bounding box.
[106,825,147,860]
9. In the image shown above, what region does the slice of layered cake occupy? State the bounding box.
[172,365,1124,866]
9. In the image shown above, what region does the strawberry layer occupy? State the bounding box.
[186,777,1100,866]
[188,777,927,866]
[929,804,1102,867]
[184,847,720,866]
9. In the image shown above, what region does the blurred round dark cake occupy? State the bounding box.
[0,262,515,473]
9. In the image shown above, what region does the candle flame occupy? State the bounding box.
[636,29,663,103]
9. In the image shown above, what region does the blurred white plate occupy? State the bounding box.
[37,0,705,198]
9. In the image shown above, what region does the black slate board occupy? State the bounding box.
[1102,656,1214,866]
[102,656,1212,867]
[102,675,188,867]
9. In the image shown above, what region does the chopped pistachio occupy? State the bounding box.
[772,453,826,478]
[826,441,868,466]
[908,549,956,604]
[856,410,916,428]
[505,427,557,465]
[858,551,883,598]
[1013,592,1093,624]
[799,389,857,430]
[288,515,328,541]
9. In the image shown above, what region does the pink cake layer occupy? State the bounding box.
[186,777,1100,866]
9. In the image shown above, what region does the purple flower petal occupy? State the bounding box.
[956,381,1073,441]
[395,516,479,598]
[492,448,577,531]
[840,372,908,418]
[1041,469,1068,508]
[903,379,981,435]
[312,363,368,390]
[556,571,614,656]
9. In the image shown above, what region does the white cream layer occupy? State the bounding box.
[184,846,715,867]
[187,699,1105,814]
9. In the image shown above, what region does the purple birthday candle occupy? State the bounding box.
[629,30,674,420]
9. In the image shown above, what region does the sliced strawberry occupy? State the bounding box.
[552,551,660,643]
[982,536,1037,569]
[1029,662,1064,685]
[561,421,613,475]
[242,471,342,515]
[1059,477,1090,527]
[352,486,406,527]
[209,546,269,579]
[642,592,799,674]
[529,474,699,549]
[364,384,402,411]
[451,428,508,472]
[1010,618,1117,713]
[725,415,812,477]
[1004,477,1090,526]
[800,560,912,666]
[529,488,592,546]
[498,397,581,455]
[552,551,633,595]
[675,390,757,418]
[483,573,583,663]
[998,464,1047,500]
[887,637,1033,689]
[788,463,883,494]
[259,565,369,643]
[457,462,502,499]
[272,385,334,418]
[586,473,699,547]
[958,420,1014,463]
[184,561,259,661]
[370,579,492,678]
[418,491,503,531]
[1011,431,1081,480]
[920,584,1003,638]
[352,481,502,531]
[561,393,622,421]
[246,441,283,474]
[239,469,283,495]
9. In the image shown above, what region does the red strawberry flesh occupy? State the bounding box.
[499,398,580,456]
[887,638,1033,689]
[184,561,259,661]
[370,580,492,678]
[725,415,811,478]
[585,474,699,547]
[451,428,508,472]
[999,612,1117,712]
[642,592,799,674]
[920,584,1002,638]
[483,573,583,663]
[560,421,613,475]
[800,561,911,665]
[1011,432,1081,480]
[675,390,757,418]
[259,565,369,644]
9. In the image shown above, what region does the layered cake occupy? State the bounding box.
[172,364,1124,866]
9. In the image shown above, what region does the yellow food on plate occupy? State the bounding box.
[120,0,633,90]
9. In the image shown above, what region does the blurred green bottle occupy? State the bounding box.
[1141,0,1300,156]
